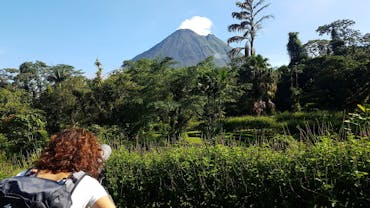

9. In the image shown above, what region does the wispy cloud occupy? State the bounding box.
[178,16,213,36]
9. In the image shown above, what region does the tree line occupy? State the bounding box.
[0,1,369,157]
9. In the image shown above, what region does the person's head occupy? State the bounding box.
[36,128,103,178]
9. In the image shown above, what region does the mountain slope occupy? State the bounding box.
[132,29,231,67]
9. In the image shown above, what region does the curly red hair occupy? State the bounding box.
[36,128,103,179]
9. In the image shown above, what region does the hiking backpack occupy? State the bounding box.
[0,169,86,208]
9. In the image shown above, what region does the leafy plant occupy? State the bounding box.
[0,112,48,157]
[345,104,370,137]
[104,138,370,208]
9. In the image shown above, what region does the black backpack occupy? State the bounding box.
[0,169,86,208]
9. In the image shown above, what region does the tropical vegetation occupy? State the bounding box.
[1,0,370,206]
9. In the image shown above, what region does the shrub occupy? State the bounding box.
[0,151,38,180]
[345,104,370,137]
[0,112,48,157]
[105,137,370,207]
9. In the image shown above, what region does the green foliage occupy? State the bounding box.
[230,55,278,115]
[316,19,362,50]
[0,152,22,180]
[0,87,48,157]
[104,138,370,207]
[189,111,345,143]
[13,61,49,98]
[46,64,83,86]
[0,150,41,180]
[0,112,48,157]
[287,32,307,66]
[196,58,236,139]
[275,111,345,138]
[345,104,370,137]
[221,116,282,144]
[296,55,370,110]
[223,115,281,131]
[303,39,331,58]
[0,88,32,117]
[37,76,91,132]
[88,124,127,147]
[155,64,203,140]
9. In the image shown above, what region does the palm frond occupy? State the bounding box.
[227,36,247,45]
[228,47,244,59]
[253,0,267,10]
[241,21,252,29]
[232,12,243,20]
[254,23,262,31]
[244,0,253,10]
[254,4,272,17]
[228,24,243,32]
[255,15,274,26]
[236,1,247,9]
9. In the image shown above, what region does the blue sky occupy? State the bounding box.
[1,0,370,77]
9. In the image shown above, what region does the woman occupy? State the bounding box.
[29,128,116,208]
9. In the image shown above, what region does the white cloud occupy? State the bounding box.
[178,16,213,36]
[214,53,222,59]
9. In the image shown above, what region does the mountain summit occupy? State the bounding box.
[132,29,231,67]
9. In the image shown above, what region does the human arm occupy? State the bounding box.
[92,196,116,208]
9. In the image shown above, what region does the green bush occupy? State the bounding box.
[0,112,48,157]
[345,104,370,137]
[88,124,128,148]
[0,151,37,180]
[1,134,369,207]
[188,112,345,144]
[105,138,370,208]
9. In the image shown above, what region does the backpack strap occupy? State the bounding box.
[24,167,38,177]
[22,168,87,194]
[65,171,87,194]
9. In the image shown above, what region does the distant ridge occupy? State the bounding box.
[132,29,231,67]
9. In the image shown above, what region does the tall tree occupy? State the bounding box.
[232,55,277,115]
[0,87,48,157]
[38,76,90,132]
[316,19,362,55]
[227,0,273,58]
[46,64,82,86]
[299,55,370,110]
[0,68,18,88]
[303,39,330,57]
[157,66,202,140]
[362,33,370,49]
[287,32,306,66]
[196,57,235,139]
[14,61,49,98]
[286,32,306,111]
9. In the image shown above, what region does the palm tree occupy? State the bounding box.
[47,64,81,86]
[227,0,273,58]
